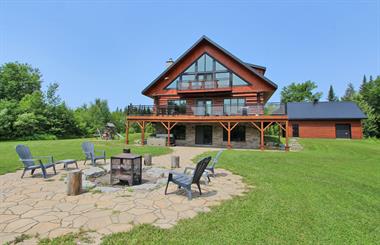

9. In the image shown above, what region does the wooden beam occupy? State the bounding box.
[140,121,145,146]
[125,121,129,145]
[227,122,231,149]
[167,122,171,146]
[260,121,264,151]
[230,122,239,131]
[264,122,274,131]
[160,121,169,130]
[285,121,289,152]
[168,122,178,130]
[219,122,228,131]
[250,122,261,131]
[275,122,286,132]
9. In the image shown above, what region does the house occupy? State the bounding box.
[126,36,366,150]
[287,102,366,139]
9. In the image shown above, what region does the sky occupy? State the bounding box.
[1,0,379,110]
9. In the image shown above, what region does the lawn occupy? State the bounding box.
[0,133,171,175]
[99,139,380,244]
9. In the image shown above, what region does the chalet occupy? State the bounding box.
[126,36,366,150]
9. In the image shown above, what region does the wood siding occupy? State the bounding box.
[289,120,363,139]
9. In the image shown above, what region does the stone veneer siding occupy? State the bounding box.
[154,123,260,149]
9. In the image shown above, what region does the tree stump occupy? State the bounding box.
[144,154,152,166]
[67,170,82,196]
[171,156,180,169]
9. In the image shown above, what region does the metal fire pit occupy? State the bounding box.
[110,153,142,186]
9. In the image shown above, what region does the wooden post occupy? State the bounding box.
[171,155,180,168]
[67,170,82,196]
[167,122,171,146]
[137,121,145,146]
[285,121,290,151]
[260,121,264,151]
[125,121,129,145]
[227,122,231,149]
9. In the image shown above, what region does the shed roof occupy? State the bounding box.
[287,101,367,120]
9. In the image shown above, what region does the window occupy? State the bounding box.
[232,74,250,86]
[177,53,251,88]
[223,98,245,115]
[223,125,246,142]
[167,100,186,114]
[172,125,186,140]
[165,77,179,90]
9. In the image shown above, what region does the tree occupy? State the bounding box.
[360,75,368,94]
[46,82,62,106]
[341,83,357,101]
[0,62,42,101]
[327,85,338,101]
[280,81,322,103]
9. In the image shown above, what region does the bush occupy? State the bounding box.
[17,134,58,141]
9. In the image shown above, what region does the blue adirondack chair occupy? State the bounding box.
[184,149,224,184]
[81,142,106,166]
[16,144,56,179]
[206,149,224,177]
[165,156,211,200]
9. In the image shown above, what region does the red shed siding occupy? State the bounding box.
[289,120,363,139]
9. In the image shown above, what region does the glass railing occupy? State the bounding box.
[126,103,286,116]
[178,80,231,90]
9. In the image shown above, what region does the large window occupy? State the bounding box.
[172,125,186,140]
[167,100,186,114]
[223,125,246,142]
[224,98,245,115]
[164,53,251,89]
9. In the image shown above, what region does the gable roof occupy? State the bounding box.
[287,101,367,120]
[142,35,277,95]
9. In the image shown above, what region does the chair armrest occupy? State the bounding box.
[183,167,195,174]
[96,150,106,156]
[34,156,54,163]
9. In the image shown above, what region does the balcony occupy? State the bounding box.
[126,103,286,117]
[177,80,232,93]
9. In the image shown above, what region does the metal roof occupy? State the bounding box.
[142,35,277,96]
[287,102,367,120]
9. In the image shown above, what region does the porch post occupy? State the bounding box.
[260,121,264,151]
[125,121,129,145]
[140,121,145,146]
[285,121,289,151]
[167,122,171,146]
[227,122,231,149]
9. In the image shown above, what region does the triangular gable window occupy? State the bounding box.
[164,53,251,90]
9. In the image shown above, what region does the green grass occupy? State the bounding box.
[0,133,171,175]
[99,139,380,244]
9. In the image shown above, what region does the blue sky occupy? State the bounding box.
[1,0,379,109]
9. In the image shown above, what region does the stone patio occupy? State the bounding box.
[0,147,246,244]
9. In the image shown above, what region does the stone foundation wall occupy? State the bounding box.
[153,122,260,149]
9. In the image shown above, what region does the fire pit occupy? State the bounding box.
[109,153,142,186]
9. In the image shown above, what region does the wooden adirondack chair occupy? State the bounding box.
[16,144,56,179]
[81,142,106,166]
[165,156,211,200]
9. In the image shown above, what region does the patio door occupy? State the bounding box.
[195,125,213,145]
[195,99,212,116]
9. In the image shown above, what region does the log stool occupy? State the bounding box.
[144,154,152,166]
[67,169,82,196]
[171,156,180,169]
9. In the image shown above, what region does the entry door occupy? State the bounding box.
[292,124,299,137]
[195,125,213,145]
[196,100,212,116]
[336,124,351,138]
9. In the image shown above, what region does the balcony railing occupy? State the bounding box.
[126,103,286,116]
[178,80,231,91]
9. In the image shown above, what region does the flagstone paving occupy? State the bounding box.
[0,147,246,244]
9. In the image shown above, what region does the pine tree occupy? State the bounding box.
[341,83,357,101]
[369,75,373,82]
[327,85,338,101]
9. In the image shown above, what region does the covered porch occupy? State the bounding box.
[126,115,290,151]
